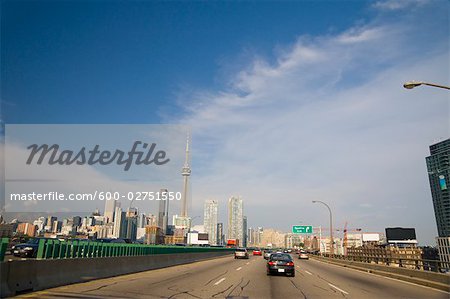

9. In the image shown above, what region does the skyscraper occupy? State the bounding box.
[104,198,116,224]
[158,188,169,233]
[243,216,248,247]
[228,196,243,244]
[217,223,224,246]
[126,207,138,241]
[426,138,450,237]
[113,206,127,238]
[204,200,218,245]
[427,139,450,270]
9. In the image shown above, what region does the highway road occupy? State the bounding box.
[15,254,449,299]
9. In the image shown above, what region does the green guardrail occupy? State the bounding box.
[0,238,9,262]
[36,239,234,259]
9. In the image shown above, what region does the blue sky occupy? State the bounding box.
[3,0,369,124]
[2,0,449,245]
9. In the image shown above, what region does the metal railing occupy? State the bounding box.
[0,238,8,261]
[35,239,234,259]
[0,238,234,261]
[317,252,445,273]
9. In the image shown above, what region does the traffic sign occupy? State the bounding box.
[292,225,313,234]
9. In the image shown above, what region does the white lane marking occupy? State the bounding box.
[214,278,226,286]
[305,270,313,275]
[246,262,250,265]
[328,283,349,295]
[311,258,450,295]
[296,266,300,268]
[236,267,242,271]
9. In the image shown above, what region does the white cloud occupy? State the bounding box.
[373,0,429,11]
[171,5,448,245]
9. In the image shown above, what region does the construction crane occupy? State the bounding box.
[336,222,362,256]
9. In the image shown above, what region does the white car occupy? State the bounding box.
[234,248,249,259]
[263,250,273,259]
[298,250,309,260]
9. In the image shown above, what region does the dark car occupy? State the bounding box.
[267,253,295,277]
[11,238,43,258]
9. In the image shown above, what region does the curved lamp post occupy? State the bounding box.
[312,200,333,256]
[403,81,450,90]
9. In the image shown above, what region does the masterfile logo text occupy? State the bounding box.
[26,141,170,171]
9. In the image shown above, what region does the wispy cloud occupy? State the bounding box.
[372,0,429,11]
[171,1,448,244]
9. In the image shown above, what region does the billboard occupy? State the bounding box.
[362,233,380,242]
[385,227,416,242]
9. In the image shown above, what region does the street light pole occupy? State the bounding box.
[403,81,450,90]
[312,200,333,256]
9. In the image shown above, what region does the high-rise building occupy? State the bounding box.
[125,207,138,241]
[158,189,169,233]
[228,196,243,244]
[45,216,57,232]
[16,223,37,237]
[72,216,82,227]
[104,199,116,224]
[52,220,62,233]
[243,216,248,247]
[427,138,450,271]
[113,207,127,238]
[138,213,146,229]
[217,223,224,246]
[147,213,158,226]
[33,217,47,235]
[203,200,218,245]
[248,227,259,246]
[426,138,450,237]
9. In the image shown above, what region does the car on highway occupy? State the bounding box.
[298,250,309,260]
[252,248,262,256]
[11,238,42,258]
[263,249,273,259]
[267,253,295,277]
[234,248,249,259]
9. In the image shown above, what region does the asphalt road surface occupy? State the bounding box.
[14,254,449,298]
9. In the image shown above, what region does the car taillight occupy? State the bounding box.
[286,262,294,266]
[268,261,276,266]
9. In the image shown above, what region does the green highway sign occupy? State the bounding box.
[292,225,313,234]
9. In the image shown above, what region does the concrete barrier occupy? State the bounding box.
[311,255,450,292]
[0,251,232,298]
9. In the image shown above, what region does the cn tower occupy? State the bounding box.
[180,133,191,217]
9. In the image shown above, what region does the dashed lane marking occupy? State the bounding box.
[328,283,349,295]
[214,278,226,286]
